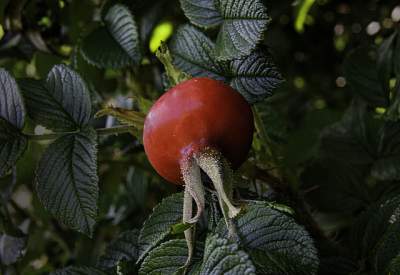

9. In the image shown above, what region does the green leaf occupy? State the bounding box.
[36,127,98,236]
[0,233,27,265]
[139,239,187,275]
[179,0,222,28]
[104,4,141,64]
[350,195,400,259]
[0,69,27,176]
[138,193,183,261]
[0,69,25,129]
[97,230,139,271]
[0,119,27,177]
[386,254,400,275]
[229,49,283,103]
[374,221,400,274]
[301,158,368,214]
[344,46,389,107]
[81,5,141,69]
[81,28,136,69]
[170,25,282,103]
[51,266,106,275]
[214,0,270,60]
[181,0,270,60]
[377,32,396,93]
[371,121,400,180]
[320,99,377,166]
[216,203,319,274]
[200,234,255,275]
[19,64,92,131]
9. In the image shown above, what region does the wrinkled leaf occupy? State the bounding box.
[180,0,270,60]
[200,234,255,274]
[138,192,183,261]
[139,239,188,275]
[170,25,282,103]
[19,64,92,131]
[97,229,139,271]
[216,203,319,274]
[36,127,99,236]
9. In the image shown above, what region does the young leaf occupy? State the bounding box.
[344,46,389,107]
[215,203,319,274]
[180,0,270,60]
[0,69,27,176]
[36,127,99,237]
[81,5,141,69]
[97,229,139,271]
[51,266,106,275]
[200,234,256,275]
[0,69,25,129]
[19,64,92,131]
[170,25,282,103]
[138,192,183,261]
[104,4,141,64]
[139,239,188,275]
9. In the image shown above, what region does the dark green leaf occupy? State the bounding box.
[377,32,396,93]
[36,127,98,236]
[19,64,92,131]
[216,203,319,274]
[229,49,283,103]
[350,195,400,258]
[214,0,270,60]
[371,121,400,180]
[81,28,135,69]
[81,4,141,69]
[170,25,282,103]
[0,119,27,177]
[374,221,400,274]
[139,239,187,275]
[302,158,368,214]
[180,0,270,60]
[51,266,106,275]
[104,4,141,64]
[200,234,255,275]
[179,0,222,28]
[386,254,400,275]
[97,229,139,271]
[170,25,225,81]
[0,68,25,129]
[320,99,377,167]
[0,233,27,265]
[138,193,183,261]
[344,47,389,107]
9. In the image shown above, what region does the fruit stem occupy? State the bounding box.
[155,42,191,86]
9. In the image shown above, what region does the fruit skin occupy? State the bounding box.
[143,77,254,184]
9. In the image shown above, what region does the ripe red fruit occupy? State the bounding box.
[143,77,254,184]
